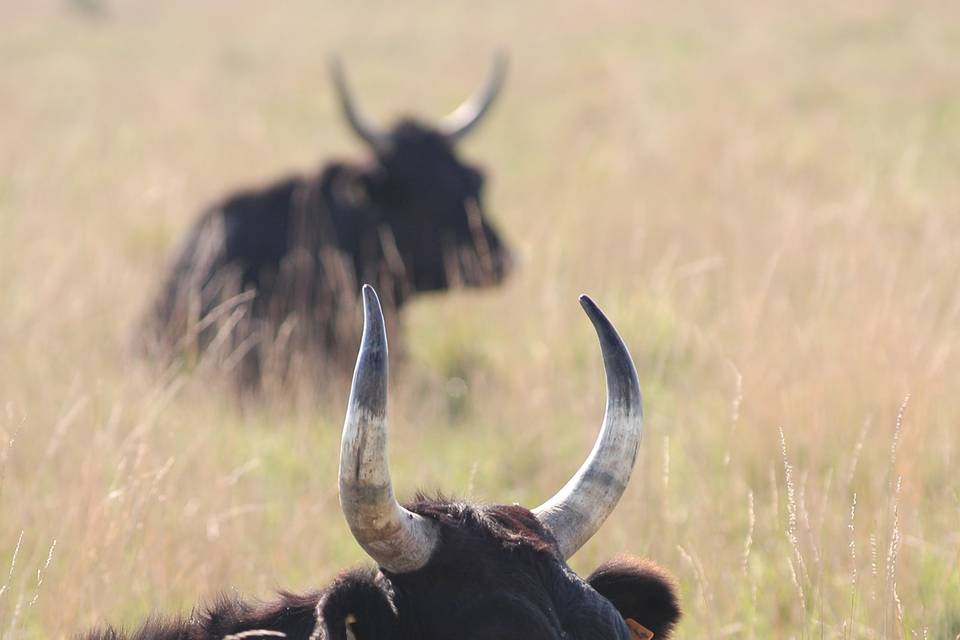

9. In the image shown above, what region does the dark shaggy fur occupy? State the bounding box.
[81,571,394,640]
[143,120,511,386]
[80,499,680,640]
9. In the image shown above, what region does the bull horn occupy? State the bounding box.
[329,57,390,152]
[533,295,643,560]
[339,285,439,573]
[439,52,508,142]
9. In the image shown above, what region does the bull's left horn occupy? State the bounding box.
[533,295,643,560]
[329,57,390,152]
[339,285,439,573]
[439,52,508,142]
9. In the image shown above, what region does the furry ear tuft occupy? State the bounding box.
[587,555,681,639]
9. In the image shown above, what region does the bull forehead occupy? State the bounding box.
[407,500,556,552]
[377,120,461,164]
[388,118,448,142]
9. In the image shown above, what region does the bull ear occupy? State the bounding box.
[587,556,682,640]
[316,568,402,640]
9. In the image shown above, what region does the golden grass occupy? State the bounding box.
[2,0,959,637]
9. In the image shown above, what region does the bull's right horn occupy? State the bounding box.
[533,295,643,560]
[439,52,508,142]
[339,285,439,574]
[329,57,390,152]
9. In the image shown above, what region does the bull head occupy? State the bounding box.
[327,57,512,297]
[340,285,643,570]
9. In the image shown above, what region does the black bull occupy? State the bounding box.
[142,57,512,383]
[85,287,682,640]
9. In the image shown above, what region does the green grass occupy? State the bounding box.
[2,1,960,638]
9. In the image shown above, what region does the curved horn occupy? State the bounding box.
[329,57,389,151]
[339,285,439,573]
[533,295,643,560]
[439,52,508,142]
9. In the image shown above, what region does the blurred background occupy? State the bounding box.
[2,1,959,637]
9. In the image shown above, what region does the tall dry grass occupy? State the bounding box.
[2,1,959,638]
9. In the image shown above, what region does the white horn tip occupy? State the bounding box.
[578,294,605,324]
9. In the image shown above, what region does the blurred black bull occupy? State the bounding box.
[143,55,512,383]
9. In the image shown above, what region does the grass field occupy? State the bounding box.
[2,1,959,637]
